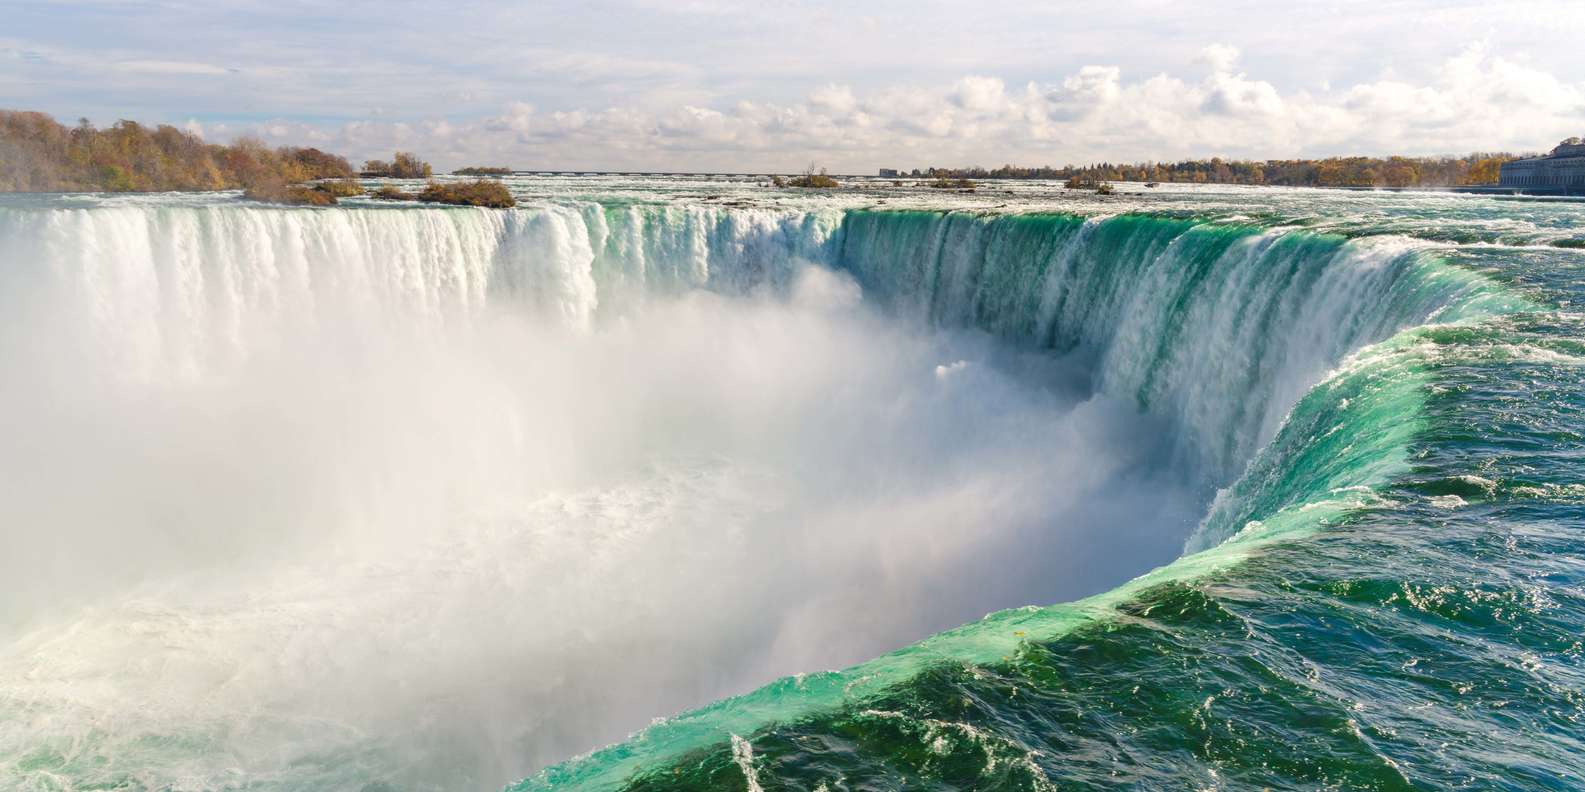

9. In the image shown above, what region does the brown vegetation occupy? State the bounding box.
[241,180,338,206]
[0,110,354,192]
[928,177,976,190]
[241,175,367,206]
[369,185,415,201]
[0,110,527,209]
[362,151,432,179]
[416,179,515,208]
[370,180,515,208]
[787,165,839,189]
[315,178,365,197]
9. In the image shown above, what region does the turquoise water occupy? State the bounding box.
[516,187,1583,791]
[0,180,1581,791]
[585,312,1585,790]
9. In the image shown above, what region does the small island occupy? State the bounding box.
[454,166,512,177]
[361,152,432,179]
[369,179,516,208]
[927,176,977,191]
[773,165,839,189]
[1064,176,1115,194]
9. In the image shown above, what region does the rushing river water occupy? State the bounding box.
[1,178,1581,791]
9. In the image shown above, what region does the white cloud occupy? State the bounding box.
[952,77,1006,112]
[213,41,1581,172]
[15,2,1580,174]
[808,84,857,115]
[1201,71,1285,118]
[1045,66,1122,121]
[1197,44,1241,74]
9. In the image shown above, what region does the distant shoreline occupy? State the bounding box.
[6,175,1585,205]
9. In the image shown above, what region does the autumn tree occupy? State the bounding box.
[1464,157,1510,185]
[0,110,360,193]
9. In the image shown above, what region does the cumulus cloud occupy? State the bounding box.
[808,84,857,115]
[487,102,535,135]
[225,42,1579,172]
[952,77,1007,112]
[1197,43,1242,74]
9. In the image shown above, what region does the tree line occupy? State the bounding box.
[0,110,526,207]
[2,109,1526,194]
[0,110,358,192]
[909,153,1522,188]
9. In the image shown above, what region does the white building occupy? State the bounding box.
[1500,138,1585,192]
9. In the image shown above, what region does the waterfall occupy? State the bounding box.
[0,198,1525,792]
[837,209,1513,484]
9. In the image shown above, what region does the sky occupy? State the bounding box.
[2,0,1584,171]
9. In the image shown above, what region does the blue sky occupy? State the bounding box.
[3,0,1583,170]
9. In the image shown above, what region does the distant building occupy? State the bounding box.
[878,168,900,178]
[1499,138,1585,192]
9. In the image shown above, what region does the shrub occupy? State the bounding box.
[928,177,976,190]
[241,179,337,206]
[369,186,416,200]
[362,152,432,179]
[316,178,365,197]
[787,165,839,189]
[415,179,515,208]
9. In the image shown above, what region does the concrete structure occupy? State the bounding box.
[1500,138,1585,193]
